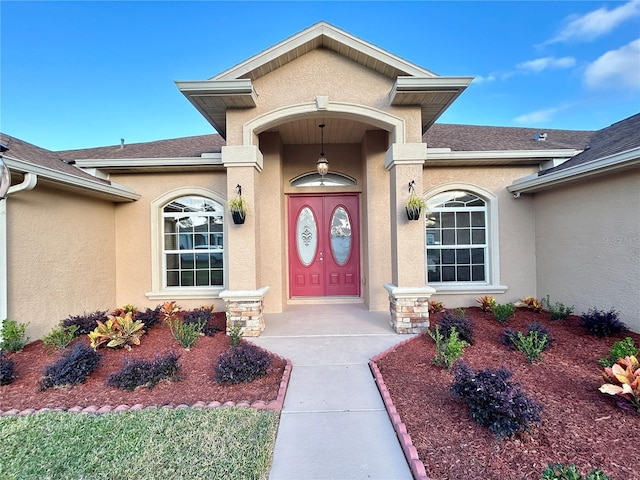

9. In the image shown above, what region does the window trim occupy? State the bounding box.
[424,183,507,294]
[146,187,227,301]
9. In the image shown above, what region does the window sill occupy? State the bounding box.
[429,284,508,295]
[145,287,224,301]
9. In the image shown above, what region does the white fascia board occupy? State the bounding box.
[174,79,256,98]
[75,156,223,170]
[426,149,581,162]
[213,21,434,81]
[508,147,640,194]
[3,156,139,201]
[394,76,475,92]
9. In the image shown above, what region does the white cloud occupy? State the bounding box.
[546,1,640,44]
[584,38,640,89]
[472,74,496,84]
[514,106,566,125]
[517,56,577,73]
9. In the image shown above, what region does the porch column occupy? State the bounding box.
[221,145,268,336]
[384,143,435,333]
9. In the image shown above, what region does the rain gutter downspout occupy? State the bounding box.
[1,170,38,324]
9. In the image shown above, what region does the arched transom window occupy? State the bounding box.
[426,191,487,283]
[162,196,224,288]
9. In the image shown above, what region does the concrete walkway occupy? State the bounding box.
[252,303,413,480]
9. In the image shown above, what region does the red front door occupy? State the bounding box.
[288,194,360,297]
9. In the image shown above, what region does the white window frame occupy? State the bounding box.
[146,187,227,301]
[424,183,507,294]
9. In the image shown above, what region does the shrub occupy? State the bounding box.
[0,319,29,352]
[428,300,444,314]
[491,303,515,324]
[598,337,640,368]
[39,343,101,391]
[88,312,145,350]
[167,317,203,350]
[542,295,574,321]
[182,307,213,331]
[509,330,549,364]
[500,322,554,355]
[228,322,243,347]
[599,355,639,412]
[0,354,17,385]
[106,352,182,391]
[112,304,138,317]
[161,301,180,323]
[214,343,272,384]
[203,322,222,337]
[135,306,162,329]
[427,325,468,370]
[439,309,474,345]
[42,325,78,352]
[62,310,108,335]
[540,463,612,480]
[581,308,627,337]
[515,296,542,313]
[475,295,496,313]
[450,362,543,438]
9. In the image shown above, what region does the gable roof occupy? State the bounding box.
[539,113,640,175]
[175,22,473,138]
[0,133,139,201]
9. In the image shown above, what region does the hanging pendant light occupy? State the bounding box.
[316,124,329,179]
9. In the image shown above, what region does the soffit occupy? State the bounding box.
[264,117,373,145]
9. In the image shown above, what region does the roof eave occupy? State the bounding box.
[391,77,474,132]
[425,148,581,166]
[508,147,640,195]
[75,155,223,173]
[175,79,257,139]
[3,156,140,202]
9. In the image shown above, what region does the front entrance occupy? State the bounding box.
[288,194,360,297]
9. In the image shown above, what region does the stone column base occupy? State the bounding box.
[219,286,269,337]
[384,283,436,334]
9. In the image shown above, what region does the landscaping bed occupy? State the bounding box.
[0,312,287,412]
[374,307,639,480]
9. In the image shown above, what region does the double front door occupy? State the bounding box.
[288,194,360,297]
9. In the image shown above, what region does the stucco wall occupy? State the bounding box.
[226,49,423,146]
[6,185,116,340]
[534,170,640,332]
[423,165,539,308]
[110,170,227,313]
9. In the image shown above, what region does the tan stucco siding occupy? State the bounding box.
[6,186,116,340]
[226,49,423,146]
[534,170,640,332]
[110,171,227,312]
[423,166,539,308]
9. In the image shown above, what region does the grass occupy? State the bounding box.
[0,407,279,480]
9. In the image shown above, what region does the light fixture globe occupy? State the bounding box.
[316,123,329,178]
[0,157,10,199]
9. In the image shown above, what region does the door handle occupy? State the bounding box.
[318,251,323,262]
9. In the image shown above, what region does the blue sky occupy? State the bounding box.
[1,1,639,151]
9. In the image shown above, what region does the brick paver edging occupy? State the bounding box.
[370,338,430,480]
[0,358,292,417]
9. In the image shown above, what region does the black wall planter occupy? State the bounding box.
[232,211,246,224]
[406,206,422,221]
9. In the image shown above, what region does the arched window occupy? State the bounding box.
[426,190,488,284]
[290,172,356,187]
[162,195,224,288]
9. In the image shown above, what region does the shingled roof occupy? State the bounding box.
[540,113,640,175]
[0,133,110,185]
[52,123,594,161]
[424,123,593,151]
[57,134,225,160]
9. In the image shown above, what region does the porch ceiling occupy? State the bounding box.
[264,118,373,145]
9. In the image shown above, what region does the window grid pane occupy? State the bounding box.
[162,196,224,288]
[425,191,488,284]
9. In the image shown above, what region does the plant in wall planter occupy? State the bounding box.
[405,180,426,221]
[229,184,248,224]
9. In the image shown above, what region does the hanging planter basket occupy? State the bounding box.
[406,206,422,221]
[232,210,246,224]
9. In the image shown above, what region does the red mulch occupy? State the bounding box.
[0,313,286,412]
[375,307,639,480]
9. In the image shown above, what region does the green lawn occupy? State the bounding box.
[0,407,279,480]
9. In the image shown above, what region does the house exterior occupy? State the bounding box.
[1,22,638,340]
